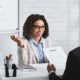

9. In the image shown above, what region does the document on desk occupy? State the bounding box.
[18,64,37,71]
[43,46,67,70]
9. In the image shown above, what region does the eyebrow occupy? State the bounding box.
[33,25,45,27]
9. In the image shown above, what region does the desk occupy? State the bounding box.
[0,64,64,80]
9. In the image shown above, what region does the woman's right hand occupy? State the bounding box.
[10,35,24,48]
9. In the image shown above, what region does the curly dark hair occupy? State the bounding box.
[23,14,49,39]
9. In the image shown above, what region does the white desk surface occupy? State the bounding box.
[0,63,64,80]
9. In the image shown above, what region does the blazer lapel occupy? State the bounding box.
[28,41,39,63]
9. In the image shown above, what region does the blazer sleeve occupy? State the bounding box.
[49,72,61,80]
[17,39,29,65]
[62,50,80,80]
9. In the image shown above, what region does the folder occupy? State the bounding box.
[43,46,67,70]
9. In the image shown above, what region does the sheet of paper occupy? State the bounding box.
[43,46,67,70]
[18,64,37,72]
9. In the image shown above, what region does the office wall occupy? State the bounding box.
[67,0,80,52]
[0,0,79,64]
[0,33,18,64]
[0,0,18,31]
[0,0,18,64]
[19,0,80,54]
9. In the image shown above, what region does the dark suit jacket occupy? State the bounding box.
[49,47,80,80]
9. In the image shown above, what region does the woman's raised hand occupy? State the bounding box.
[10,35,24,48]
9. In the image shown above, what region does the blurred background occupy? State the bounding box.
[0,0,80,64]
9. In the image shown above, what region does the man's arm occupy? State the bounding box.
[49,72,61,80]
[47,64,61,80]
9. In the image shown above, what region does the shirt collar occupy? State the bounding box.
[29,36,43,45]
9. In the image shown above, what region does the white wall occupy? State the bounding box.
[0,33,18,64]
[67,0,80,52]
[0,0,18,64]
[19,0,80,54]
[0,0,18,31]
[0,0,79,64]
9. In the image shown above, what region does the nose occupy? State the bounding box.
[38,27,43,29]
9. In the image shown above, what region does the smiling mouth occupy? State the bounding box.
[37,32,42,34]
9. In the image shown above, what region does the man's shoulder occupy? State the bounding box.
[71,47,80,53]
[69,47,80,61]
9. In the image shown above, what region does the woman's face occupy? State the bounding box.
[32,19,45,39]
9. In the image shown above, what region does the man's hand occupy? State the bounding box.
[47,64,56,73]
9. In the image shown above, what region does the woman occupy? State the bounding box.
[11,14,53,65]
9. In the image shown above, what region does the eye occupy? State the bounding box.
[33,25,45,29]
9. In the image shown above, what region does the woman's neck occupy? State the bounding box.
[33,37,41,43]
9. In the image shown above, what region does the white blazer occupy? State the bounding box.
[17,37,53,65]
